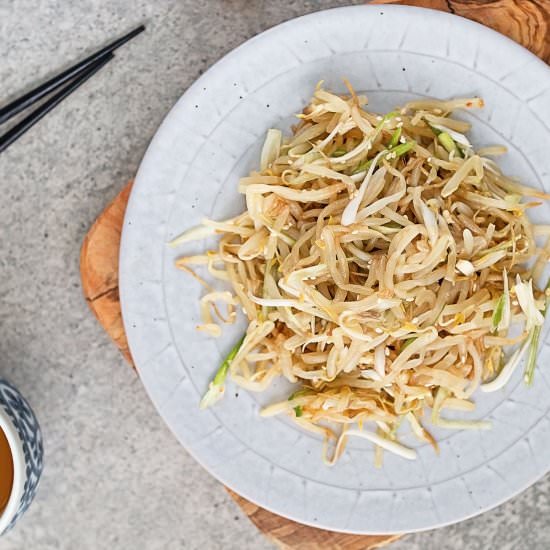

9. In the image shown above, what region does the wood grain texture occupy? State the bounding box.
[228,490,401,550]
[80,181,133,364]
[371,0,550,64]
[80,1,545,547]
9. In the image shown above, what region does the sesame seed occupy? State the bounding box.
[376,116,383,121]
[375,328,384,334]
[385,348,390,356]
[412,317,419,323]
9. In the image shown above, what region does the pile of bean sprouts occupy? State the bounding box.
[170,82,550,465]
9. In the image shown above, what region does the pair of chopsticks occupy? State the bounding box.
[0,24,145,154]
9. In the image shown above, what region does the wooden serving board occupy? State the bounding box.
[80,2,547,548]
[374,0,549,65]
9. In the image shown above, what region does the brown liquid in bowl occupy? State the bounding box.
[0,427,14,515]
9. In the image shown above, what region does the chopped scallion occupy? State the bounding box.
[386,140,416,159]
[200,335,245,408]
[491,294,506,332]
[438,132,462,157]
[388,127,402,148]
[523,279,550,386]
[427,120,464,158]
[352,158,373,174]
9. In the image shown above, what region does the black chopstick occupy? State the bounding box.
[0,53,114,154]
[0,24,144,126]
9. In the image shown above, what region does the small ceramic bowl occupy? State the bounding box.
[0,379,44,535]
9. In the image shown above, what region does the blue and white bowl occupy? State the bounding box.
[0,379,43,535]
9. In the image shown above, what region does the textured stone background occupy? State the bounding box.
[0,1,548,548]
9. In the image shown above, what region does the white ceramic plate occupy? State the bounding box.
[120,5,550,534]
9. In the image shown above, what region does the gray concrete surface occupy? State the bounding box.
[0,1,549,549]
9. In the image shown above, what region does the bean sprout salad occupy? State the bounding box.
[170,82,550,465]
